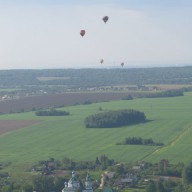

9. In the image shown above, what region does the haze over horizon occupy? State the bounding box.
[0,0,192,69]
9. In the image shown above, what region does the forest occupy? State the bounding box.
[0,67,192,89]
[84,109,146,128]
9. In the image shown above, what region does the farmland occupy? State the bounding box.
[0,92,141,114]
[0,91,192,175]
[0,67,192,102]
[0,120,41,135]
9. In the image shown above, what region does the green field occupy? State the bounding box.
[0,88,20,92]
[0,92,192,174]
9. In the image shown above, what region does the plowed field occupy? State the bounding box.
[0,92,134,114]
[0,120,41,135]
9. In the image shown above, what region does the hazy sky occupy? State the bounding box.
[0,0,192,69]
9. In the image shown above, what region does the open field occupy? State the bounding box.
[0,92,192,174]
[0,88,20,92]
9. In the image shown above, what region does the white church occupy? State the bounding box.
[62,171,93,192]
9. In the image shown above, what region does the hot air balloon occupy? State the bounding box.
[102,16,109,23]
[100,59,104,64]
[80,30,86,37]
[121,62,124,67]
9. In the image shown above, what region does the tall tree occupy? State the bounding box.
[146,181,156,192]
[183,162,192,184]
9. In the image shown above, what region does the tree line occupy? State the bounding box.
[84,109,146,128]
[117,137,164,146]
[140,89,184,98]
[35,108,69,116]
[1,67,192,88]
[33,155,115,174]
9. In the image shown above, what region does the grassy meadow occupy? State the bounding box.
[0,92,192,174]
